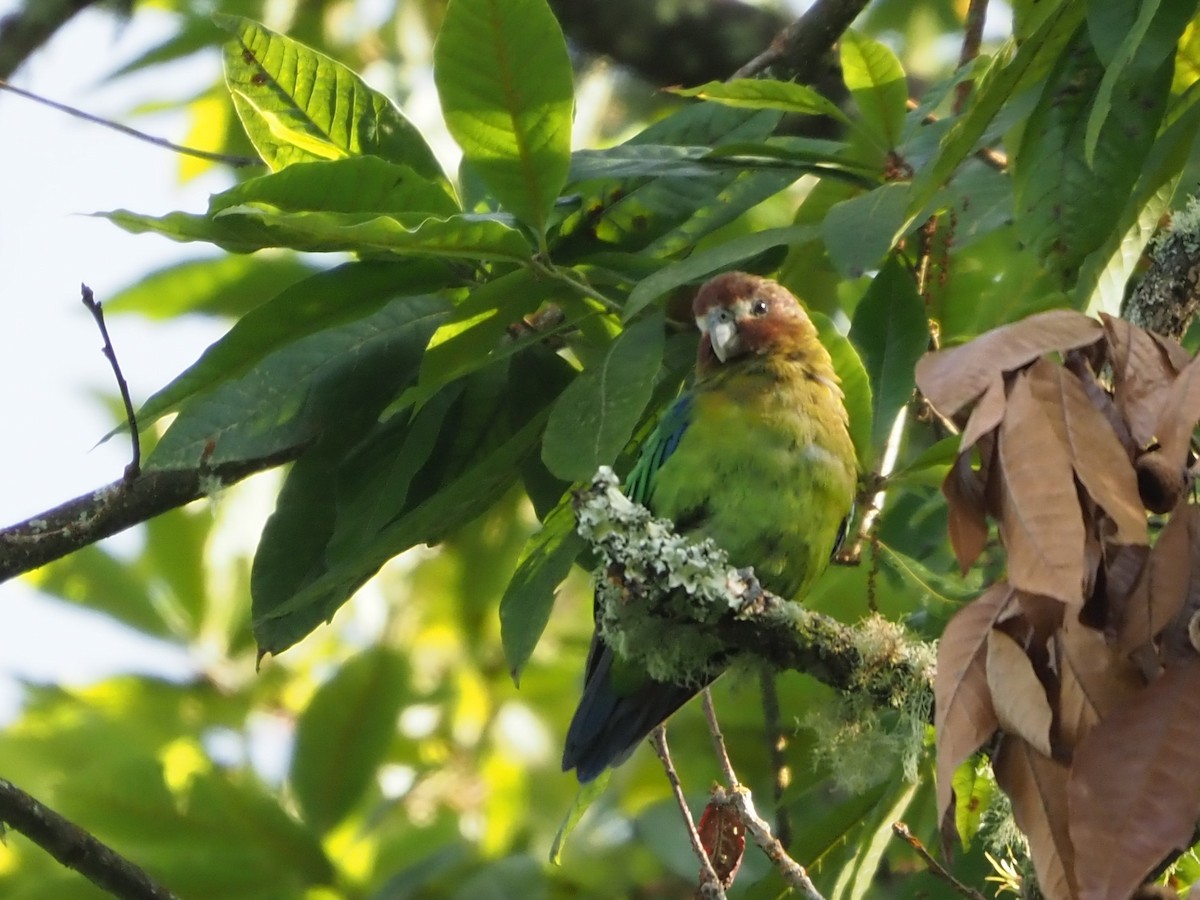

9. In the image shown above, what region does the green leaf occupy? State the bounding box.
[149,292,447,468]
[875,541,978,605]
[670,79,850,124]
[500,499,585,682]
[1014,30,1172,288]
[1075,88,1200,312]
[255,405,550,654]
[550,776,610,864]
[136,262,447,432]
[290,648,409,833]
[952,757,996,849]
[56,757,334,895]
[105,255,315,320]
[102,206,533,261]
[216,14,445,182]
[209,157,459,217]
[811,312,873,472]
[822,182,910,278]
[849,256,928,454]
[839,31,907,150]
[554,107,781,255]
[907,0,1084,230]
[623,225,820,320]
[831,778,919,900]
[542,312,665,482]
[403,269,565,412]
[433,0,573,235]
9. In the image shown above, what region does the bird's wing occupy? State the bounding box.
[623,391,693,508]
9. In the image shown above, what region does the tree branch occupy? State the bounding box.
[573,469,935,713]
[733,0,871,82]
[0,447,304,582]
[0,776,178,900]
[549,0,786,87]
[1123,197,1200,342]
[0,0,100,80]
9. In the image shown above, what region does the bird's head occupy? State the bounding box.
[692,272,818,373]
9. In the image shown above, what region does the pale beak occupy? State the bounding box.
[706,309,740,363]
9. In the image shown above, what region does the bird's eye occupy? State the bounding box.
[751,298,769,316]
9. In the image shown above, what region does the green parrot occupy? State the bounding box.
[562,272,858,782]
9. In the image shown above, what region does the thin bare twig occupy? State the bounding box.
[649,727,728,900]
[954,0,990,114]
[758,671,793,848]
[81,285,139,482]
[0,446,305,582]
[701,689,738,787]
[722,785,827,899]
[0,80,260,167]
[0,776,178,900]
[893,822,988,900]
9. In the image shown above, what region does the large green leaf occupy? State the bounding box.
[135,262,447,432]
[553,106,781,257]
[670,79,850,124]
[55,757,333,897]
[254,403,551,654]
[102,206,533,261]
[433,0,573,236]
[822,182,910,278]
[402,269,565,413]
[216,14,445,182]
[541,312,665,482]
[840,31,908,151]
[907,0,1084,229]
[149,292,447,468]
[849,256,929,456]
[623,225,820,320]
[209,157,459,217]
[1014,27,1172,288]
[812,312,874,472]
[105,254,316,319]
[290,648,409,833]
[499,499,585,682]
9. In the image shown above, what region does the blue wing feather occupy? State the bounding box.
[563,391,699,781]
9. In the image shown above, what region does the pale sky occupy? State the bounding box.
[0,4,234,710]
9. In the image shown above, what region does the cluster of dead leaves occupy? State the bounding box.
[916,310,1200,900]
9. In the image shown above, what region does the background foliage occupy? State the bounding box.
[5,0,1200,897]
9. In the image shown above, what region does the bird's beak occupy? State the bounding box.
[706,310,741,363]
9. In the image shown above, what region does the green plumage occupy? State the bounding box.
[563,272,857,782]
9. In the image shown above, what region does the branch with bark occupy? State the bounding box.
[0,776,178,900]
[572,468,935,714]
[0,448,303,582]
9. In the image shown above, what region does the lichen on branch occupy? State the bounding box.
[571,467,935,712]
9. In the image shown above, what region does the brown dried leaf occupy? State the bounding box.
[959,373,1007,453]
[986,629,1054,758]
[998,372,1087,606]
[1025,359,1147,545]
[1118,501,1197,655]
[1057,615,1144,752]
[1154,353,1200,476]
[935,583,1010,836]
[1069,658,1200,900]
[696,790,745,890]
[943,452,989,573]
[917,310,1103,417]
[1065,351,1138,458]
[1103,314,1185,447]
[994,735,1076,900]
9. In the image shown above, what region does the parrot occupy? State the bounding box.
[562,271,858,783]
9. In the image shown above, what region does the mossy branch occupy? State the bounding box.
[572,468,935,714]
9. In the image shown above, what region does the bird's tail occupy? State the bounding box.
[561,646,708,782]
